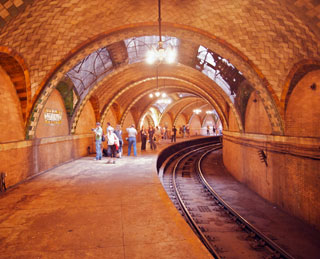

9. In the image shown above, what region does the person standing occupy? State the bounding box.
[106,121,113,132]
[140,126,147,151]
[182,125,186,138]
[186,125,190,137]
[212,126,216,136]
[155,126,162,144]
[92,122,103,160]
[106,128,119,164]
[207,125,210,135]
[126,124,138,156]
[148,126,157,150]
[171,125,177,143]
[114,125,123,158]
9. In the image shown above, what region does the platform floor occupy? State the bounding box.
[1,138,319,259]
[0,139,212,259]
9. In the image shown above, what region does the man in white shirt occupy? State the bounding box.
[126,124,137,156]
[92,122,103,160]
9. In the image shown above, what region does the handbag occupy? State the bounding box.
[101,135,105,142]
[114,135,119,150]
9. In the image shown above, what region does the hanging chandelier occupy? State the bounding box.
[193,109,202,114]
[146,0,177,64]
[149,72,166,99]
[149,92,167,98]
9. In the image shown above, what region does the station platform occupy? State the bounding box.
[1,137,319,258]
[0,138,212,258]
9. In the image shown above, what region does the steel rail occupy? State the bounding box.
[197,149,295,259]
[172,144,222,259]
[158,140,219,182]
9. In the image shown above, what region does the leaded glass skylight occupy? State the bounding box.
[66,47,113,96]
[196,45,245,103]
[125,36,180,64]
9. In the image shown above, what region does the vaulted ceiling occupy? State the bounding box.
[0,0,319,137]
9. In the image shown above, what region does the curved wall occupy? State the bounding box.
[0,66,25,143]
[285,70,320,137]
[75,101,96,135]
[35,89,69,138]
[222,71,320,230]
[189,115,202,136]
[160,113,173,130]
[0,86,94,188]
[228,110,240,132]
[245,93,272,134]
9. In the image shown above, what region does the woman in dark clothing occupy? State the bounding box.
[140,126,147,150]
[148,126,157,150]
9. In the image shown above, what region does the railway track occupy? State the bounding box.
[159,142,295,259]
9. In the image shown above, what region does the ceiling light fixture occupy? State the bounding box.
[156,98,171,104]
[146,0,176,64]
[193,108,202,114]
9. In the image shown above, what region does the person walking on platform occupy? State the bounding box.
[126,124,137,156]
[171,125,177,143]
[92,122,103,160]
[140,126,147,151]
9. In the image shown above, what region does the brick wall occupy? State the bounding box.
[223,131,320,230]
[35,89,69,138]
[228,108,240,132]
[0,66,24,142]
[285,70,320,137]
[75,101,96,135]
[189,115,201,136]
[245,92,273,134]
[0,67,93,188]
[160,113,173,131]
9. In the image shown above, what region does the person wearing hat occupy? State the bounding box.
[92,122,103,160]
[126,124,137,156]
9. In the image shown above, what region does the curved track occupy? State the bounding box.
[159,142,295,259]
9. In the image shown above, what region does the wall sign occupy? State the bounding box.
[44,109,62,124]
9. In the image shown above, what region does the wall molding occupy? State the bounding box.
[223,131,320,160]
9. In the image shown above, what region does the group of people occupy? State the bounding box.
[92,122,125,164]
[92,122,139,164]
[92,123,191,162]
[207,125,217,135]
[139,125,179,151]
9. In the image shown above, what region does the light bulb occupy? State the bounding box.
[165,48,176,64]
[146,50,156,64]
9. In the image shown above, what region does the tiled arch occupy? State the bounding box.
[25,23,285,138]
[0,46,31,124]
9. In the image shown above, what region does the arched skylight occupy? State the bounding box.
[196,45,245,103]
[66,47,113,96]
[64,36,244,110]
